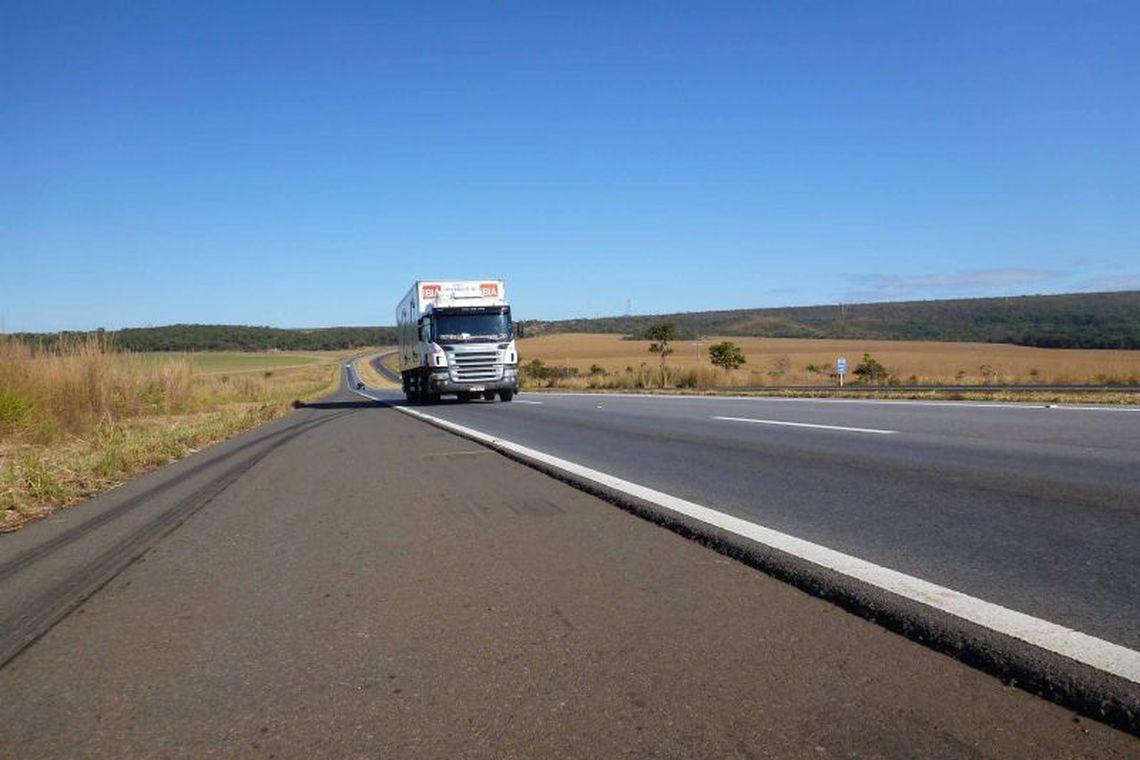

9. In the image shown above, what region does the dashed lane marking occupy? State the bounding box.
[713,416,897,435]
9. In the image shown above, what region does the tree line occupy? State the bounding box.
[8,324,398,352]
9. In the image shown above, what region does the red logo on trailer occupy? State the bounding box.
[422,284,441,300]
[480,282,499,297]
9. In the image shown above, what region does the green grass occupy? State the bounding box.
[178,352,321,374]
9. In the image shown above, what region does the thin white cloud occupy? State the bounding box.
[845,268,1062,302]
[1081,274,1140,291]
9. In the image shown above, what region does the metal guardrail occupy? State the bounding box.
[686,384,1140,393]
[528,383,1140,394]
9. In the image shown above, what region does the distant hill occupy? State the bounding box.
[10,324,397,352]
[9,290,1139,352]
[519,291,1140,350]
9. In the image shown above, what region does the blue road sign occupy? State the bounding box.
[837,356,847,375]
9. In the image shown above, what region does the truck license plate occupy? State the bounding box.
[469,386,485,392]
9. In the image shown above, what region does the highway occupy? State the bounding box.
[356,386,1140,653]
[0,368,1138,756]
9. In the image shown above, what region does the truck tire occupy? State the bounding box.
[482,390,496,401]
[498,390,514,402]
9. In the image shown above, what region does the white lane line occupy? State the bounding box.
[511,399,544,405]
[394,404,1140,684]
[714,416,897,435]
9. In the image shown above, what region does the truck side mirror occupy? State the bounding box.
[417,325,424,340]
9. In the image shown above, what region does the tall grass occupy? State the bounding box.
[0,334,195,441]
[522,365,761,390]
[521,362,1140,391]
[0,335,339,530]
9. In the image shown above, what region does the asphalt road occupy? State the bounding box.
[356,385,1140,655]
[1,374,1138,756]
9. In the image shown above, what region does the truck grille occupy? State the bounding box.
[451,351,501,381]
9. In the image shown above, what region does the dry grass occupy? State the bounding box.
[517,334,1140,388]
[0,335,345,532]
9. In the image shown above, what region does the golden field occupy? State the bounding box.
[517,333,1140,386]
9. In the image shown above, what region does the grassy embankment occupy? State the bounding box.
[517,334,1140,400]
[354,351,399,389]
[0,336,350,531]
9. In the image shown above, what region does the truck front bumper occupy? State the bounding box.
[428,366,518,393]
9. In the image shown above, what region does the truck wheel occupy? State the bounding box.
[498,390,514,402]
[482,391,496,401]
[417,368,433,405]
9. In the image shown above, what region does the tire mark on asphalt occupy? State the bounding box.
[0,412,337,582]
[0,408,356,669]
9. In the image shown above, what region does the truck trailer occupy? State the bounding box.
[396,280,519,403]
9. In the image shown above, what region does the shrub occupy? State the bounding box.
[646,323,676,387]
[853,353,889,384]
[709,341,747,371]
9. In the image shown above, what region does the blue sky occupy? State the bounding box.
[2,2,1137,331]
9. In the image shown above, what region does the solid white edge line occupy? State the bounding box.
[714,416,897,435]
[394,403,1140,684]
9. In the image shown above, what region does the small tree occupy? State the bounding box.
[853,353,889,384]
[646,322,676,387]
[522,359,550,384]
[709,341,746,371]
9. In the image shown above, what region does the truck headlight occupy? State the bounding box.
[431,349,448,367]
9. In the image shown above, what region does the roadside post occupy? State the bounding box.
[837,356,847,387]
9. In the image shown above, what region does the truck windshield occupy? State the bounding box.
[433,308,513,344]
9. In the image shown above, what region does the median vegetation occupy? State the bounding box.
[0,335,343,531]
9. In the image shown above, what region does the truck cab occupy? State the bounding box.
[397,281,519,403]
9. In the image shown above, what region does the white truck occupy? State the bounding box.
[396,280,519,403]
